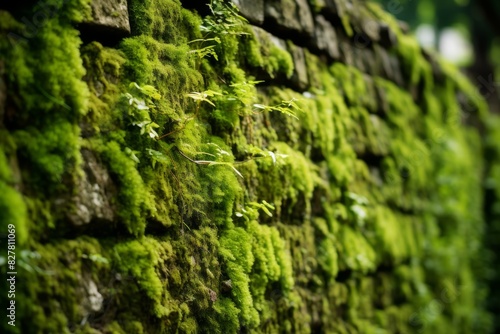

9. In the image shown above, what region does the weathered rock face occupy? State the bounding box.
[288,43,309,90]
[68,149,116,226]
[232,0,265,24]
[314,15,340,59]
[0,0,494,333]
[265,0,315,37]
[82,0,130,36]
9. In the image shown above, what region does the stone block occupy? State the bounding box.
[82,0,131,36]
[360,19,380,43]
[314,15,340,59]
[352,47,366,73]
[361,49,376,77]
[265,0,315,37]
[388,55,404,86]
[288,42,309,90]
[232,0,264,25]
[296,0,315,36]
[338,34,354,67]
[67,149,116,226]
[372,44,385,78]
[381,50,393,81]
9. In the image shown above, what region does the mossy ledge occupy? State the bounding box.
[0,0,494,333]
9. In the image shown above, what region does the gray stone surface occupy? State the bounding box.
[314,15,340,59]
[266,0,301,32]
[251,25,288,56]
[84,279,103,312]
[373,44,389,79]
[288,42,309,90]
[232,0,264,24]
[360,19,380,43]
[361,49,376,77]
[388,55,404,86]
[338,35,354,67]
[85,0,131,34]
[68,149,116,226]
[296,0,315,36]
[270,34,287,50]
[265,0,315,36]
[352,47,365,73]
[250,25,268,44]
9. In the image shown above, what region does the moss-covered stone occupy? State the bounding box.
[0,0,494,333]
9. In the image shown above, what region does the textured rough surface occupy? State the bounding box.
[232,0,265,24]
[314,15,340,59]
[68,149,116,226]
[85,0,130,34]
[288,43,309,90]
[265,0,315,36]
[0,0,495,333]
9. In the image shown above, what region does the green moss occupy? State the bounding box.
[120,35,202,120]
[220,227,258,326]
[113,238,169,316]
[97,140,155,236]
[242,26,294,79]
[0,135,23,246]
[128,0,201,44]
[1,0,493,332]
[0,182,27,245]
[19,237,107,334]
[14,120,81,189]
[0,5,90,197]
[338,225,376,273]
[82,42,126,131]
[213,298,240,333]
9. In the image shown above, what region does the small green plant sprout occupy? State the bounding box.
[124,147,141,164]
[188,37,221,63]
[16,250,52,275]
[81,253,109,265]
[235,201,275,221]
[242,144,288,165]
[124,82,162,139]
[253,98,302,119]
[202,0,249,37]
[130,82,162,100]
[142,141,176,168]
[187,0,248,69]
[346,192,369,228]
[158,90,223,140]
[186,90,223,107]
[177,142,243,178]
[226,81,263,115]
[146,148,171,168]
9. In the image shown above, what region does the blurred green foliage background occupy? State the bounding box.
[375,0,500,113]
[376,0,500,330]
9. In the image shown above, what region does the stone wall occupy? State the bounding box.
[0,0,493,333]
